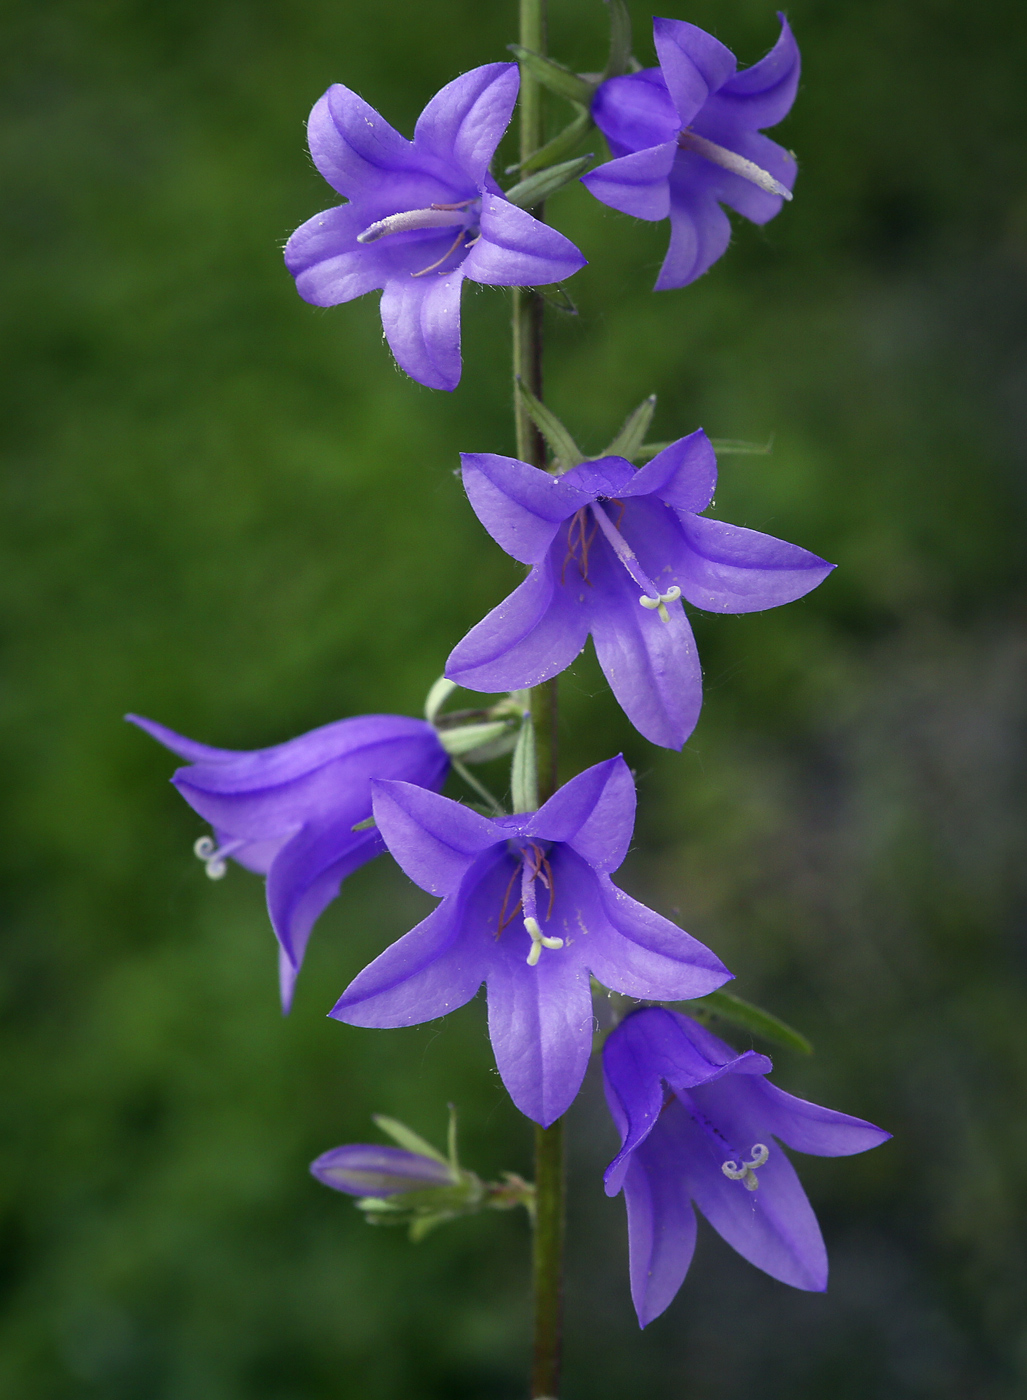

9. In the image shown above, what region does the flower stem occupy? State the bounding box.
[531,1116,565,1399]
[512,0,547,471]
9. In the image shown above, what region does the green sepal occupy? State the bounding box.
[510,702,539,814]
[634,436,774,462]
[538,284,578,315]
[350,815,376,832]
[372,1113,451,1166]
[505,154,594,211]
[602,0,634,79]
[602,394,657,460]
[424,675,458,723]
[511,106,593,177]
[678,989,813,1056]
[508,45,596,106]
[438,719,517,759]
[515,378,585,470]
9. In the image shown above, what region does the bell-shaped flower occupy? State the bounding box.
[582,16,800,288]
[602,1008,890,1326]
[331,757,730,1126]
[285,63,586,391]
[444,432,833,749]
[127,713,449,1011]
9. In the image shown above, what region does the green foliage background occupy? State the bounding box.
[2,0,1026,1395]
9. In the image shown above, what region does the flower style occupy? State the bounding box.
[284,63,586,391]
[444,432,833,749]
[127,713,449,1011]
[582,15,800,288]
[331,757,730,1126]
[602,1008,890,1326]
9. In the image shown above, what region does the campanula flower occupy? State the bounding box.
[285,63,586,390]
[331,758,730,1126]
[127,713,449,1011]
[582,15,800,288]
[444,432,832,748]
[311,1143,457,1197]
[602,1008,890,1326]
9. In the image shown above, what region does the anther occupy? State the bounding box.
[193,834,241,881]
[678,130,793,201]
[639,585,682,623]
[524,916,564,967]
[721,1143,770,1191]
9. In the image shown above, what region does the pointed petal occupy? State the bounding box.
[677,514,834,612]
[465,195,586,287]
[652,18,736,126]
[414,64,519,187]
[461,452,588,565]
[307,84,416,198]
[485,913,595,1126]
[330,881,489,1028]
[525,756,635,873]
[752,1080,891,1157]
[580,142,676,221]
[379,266,465,391]
[621,430,717,513]
[591,69,679,157]
[266,823,383,994]
[623,1138,698,1326]
[371,779,499,896]
[588,537,703,749]
[673,1091,828,1290]
[126,713,241,763]
[712,16,800,130]
[655,164,733,289]
[445,553,590,693]
[285,205,385,307]
[591,873,729,999]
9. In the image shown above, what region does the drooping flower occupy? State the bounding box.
[127,713,449,1011]
[284,63,586,391]
[582,15,800,288]
[602,1008,890,1326]
[331,757,730,1126]
[444,432,833,749]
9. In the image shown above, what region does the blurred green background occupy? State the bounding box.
[2,0,1026,1395]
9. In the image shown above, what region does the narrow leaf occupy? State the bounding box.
[512,107,593,176]
[603,0,634,79]
[508,45,596,106]
[510,708,538,814]
[372,1114,451,1166]
[603,394,657,460]
[634,436,774,463]
[505,154,595,211]
[680,990,813,1056]
[538,284,578,315]
[515,379,584,468]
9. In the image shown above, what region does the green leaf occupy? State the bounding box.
[508,45,596,106]
[504,154,594,211]
[634,436,774,462]
[603,0,634,79]
[679,990,813,1055]
[603,394,657,460]
[372,1114,451,1166]
[510,707,539,814]
[515,379,584,469]
[512,107,593,176]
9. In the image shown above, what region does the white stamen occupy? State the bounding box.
[678,130,793,201]
[193,834,242,881]
[356,205,470,244]
[721,1142,770,1191]
[524,915,564,967]
[639,585,682,623]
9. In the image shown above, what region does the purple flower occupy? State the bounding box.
[444,432,833,749]
[331,757,730,1126]
[127,713,449,1011]
[311,1144,456,1197]
[582,15,800,288]
[603,1008,890,1326]
[284,63,586,391]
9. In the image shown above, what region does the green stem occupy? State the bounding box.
[514,5,564,1397]
[531,1118,565,1399]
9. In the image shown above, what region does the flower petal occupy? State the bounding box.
[652,17,736,127]
[580,141,676,221]
[587,533,703,749]
[414,64,519,188]
[371,779,498,896]
[623,1134,698,1327]
[465,195,586,286]
[445,553,590,693]
[592,873,730,999]
[750,1080,892,1157]
[621,429,717,513]
[379,265,465,391]
[677,514,834,613]
[460,452,588,564]
[126,713,241,763]
[311,1143,454,1196]
[591,69,679,157]
[308,84,417,198]
[284,205,385,307]
[525,756,635,873]
[712,15,800,130]
[655,161,733,289]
